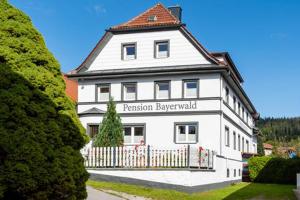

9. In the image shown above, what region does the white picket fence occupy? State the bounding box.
[83,145,215,169]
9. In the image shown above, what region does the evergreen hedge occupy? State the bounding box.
[0,1,88,199]
[248,156,300,185]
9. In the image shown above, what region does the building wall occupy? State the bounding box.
[87,30,211,71]
[78,73,221,103]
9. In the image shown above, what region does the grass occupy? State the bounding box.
[87,180,296,200]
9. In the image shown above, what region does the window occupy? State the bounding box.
[97,84,110,101]
[239,169,241,176]
[225,126,230,147]
[233,96,236,112]
[155,81,170,99]
[154,40,169,58]
[175,123,198,143]
[238,102,241,115]
[183,80,198,98]
[246,113,249,124]
[225,87,229,104]
[242,107,245,120]
[227,168,230,178]
[246,140,249,153]
[87,124,99,138]
[234,169,236,177]
[123,125,145,145]
[233,131,237,150]
[238,134,241,151]
[242,137,245,152]
[122,43,136,60]
[122,83,137,101]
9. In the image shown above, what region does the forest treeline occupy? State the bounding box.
[258,117,300,145]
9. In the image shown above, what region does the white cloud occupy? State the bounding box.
[93,5,106,14]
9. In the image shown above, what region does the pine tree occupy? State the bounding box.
[257,135,265,156]
[94,98,124,147]
[0,1,88,199]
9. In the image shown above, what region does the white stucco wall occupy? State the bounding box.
[87,30,211,71]
[88,156,242,187]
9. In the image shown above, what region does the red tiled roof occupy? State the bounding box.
[111,3,180,30]
[263,143,273,150]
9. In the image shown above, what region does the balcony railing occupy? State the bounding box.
[82,145,216,169]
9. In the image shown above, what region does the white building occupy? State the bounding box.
[68,3,259,192]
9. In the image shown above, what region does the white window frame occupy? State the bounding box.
[123,124,145,145]
[225,87,229,104]
[96,83,110,102]
[122,43,136,60]
[225,126,230,147]
[174,122,198,144]
[238,134,241,151]
[233,131,236,150]
[154,40,169,59]
[122,82,137,101]
[155,81,170,99]
[183,79,199,98]
[233,96,236,112]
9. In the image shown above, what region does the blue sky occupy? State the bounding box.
[10,0,300,118]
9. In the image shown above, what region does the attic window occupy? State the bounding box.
[148,15,157,22]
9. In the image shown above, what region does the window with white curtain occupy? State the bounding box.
[183,80,198,98]
[155,81,170,99]
[123,83,137,101]
[175,123,198,143]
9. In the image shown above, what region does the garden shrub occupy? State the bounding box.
[248,156,300,184]
[0,1,88,199]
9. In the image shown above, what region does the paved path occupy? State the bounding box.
[86,186,125,200]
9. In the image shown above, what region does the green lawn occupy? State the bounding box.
[87,180,296,200]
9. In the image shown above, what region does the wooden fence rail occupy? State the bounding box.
[83,145,215,169]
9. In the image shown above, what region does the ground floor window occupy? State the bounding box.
[87,124,99,138]
[174,122,198,143]
[123,124,145,145]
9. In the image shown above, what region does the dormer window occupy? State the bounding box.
[154,40,169,58]
[122,43,136,60]
[148,15,157,22]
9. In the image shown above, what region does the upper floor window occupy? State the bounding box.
[246,140,249,152]
[238,134,241,151]
[238,102,241,115]
[122,43,136,60]
[122,83,137,101]
[225,87,229,104]
[175,122,198,144]
[183,80,198,98]
[242,137,245,152]
[242,107,245,120]
[233,96,236,112]
[155,81,170,99]
[154,40,169,58]
[123,124,145,145]
[233,131,237,150]
[246,113,249,124]
[97,84,110,101]
[225,126,230,147]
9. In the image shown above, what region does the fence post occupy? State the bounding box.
[187,145,190,168]
[147,145,150,168]
[113,147,116,168]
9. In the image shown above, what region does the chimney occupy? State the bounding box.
[168,5,182,22]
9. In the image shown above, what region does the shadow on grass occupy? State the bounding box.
[222,183,296,200]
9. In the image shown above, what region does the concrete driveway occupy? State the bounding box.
[86,186,124,200]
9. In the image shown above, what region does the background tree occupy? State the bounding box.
[0,1,88,199]
[257,135,265,156]
[94,98,124,147]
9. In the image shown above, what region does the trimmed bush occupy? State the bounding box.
[0,1,88,199]
[248,156,300,184]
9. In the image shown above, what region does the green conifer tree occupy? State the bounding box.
[257,135,265,156]
[0,1,88,199]
[94,98,124,147]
